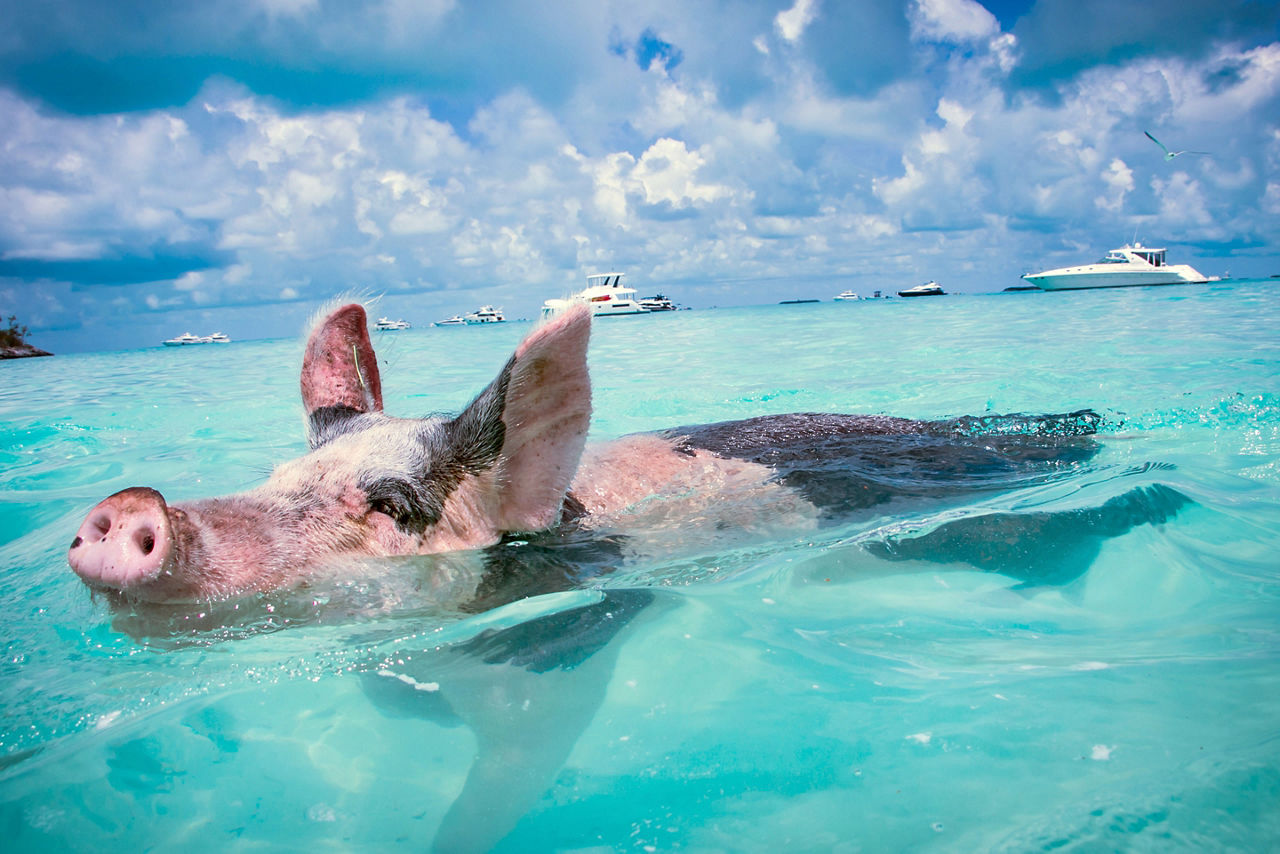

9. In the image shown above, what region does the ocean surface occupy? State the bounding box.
[2,282,1279,852]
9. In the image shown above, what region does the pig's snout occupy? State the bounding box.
[69,487,175,591]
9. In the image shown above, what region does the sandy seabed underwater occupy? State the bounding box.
[2,281,1279,852]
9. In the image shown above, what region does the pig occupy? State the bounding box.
[69,301,1109,605]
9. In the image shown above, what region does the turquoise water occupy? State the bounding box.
[3,282,1279,851]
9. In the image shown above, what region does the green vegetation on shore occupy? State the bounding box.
[1,315,52,359]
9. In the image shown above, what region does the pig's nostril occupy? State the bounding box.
[135,529,156,556]
[71,536,83,549]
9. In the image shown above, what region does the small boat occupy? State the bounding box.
[375,317,411,331]
[432,315,466,327]
[464,305,506,324]
[542,273,649,318]
[779,299,820,304]
[208,332,232,343]
[163,332,208,346]
[638,294,677,311]
[1021,243,1208,290]
[897,282,946,298]
[834,290,860,301]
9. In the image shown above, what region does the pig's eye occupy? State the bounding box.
[365,479,439,534]
[370,498,401,521]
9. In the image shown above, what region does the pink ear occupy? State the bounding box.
[495,304,593,531]
[300,304,383,416]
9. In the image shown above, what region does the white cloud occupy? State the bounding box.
[775,0,820,43]
[633,138,731,208]
[253,0,319,19]
[2,13,1278,350]
[909,0,1000,43]
[174,271,204,291]
[1095,158,1135,212]
[1153,172,1213,230]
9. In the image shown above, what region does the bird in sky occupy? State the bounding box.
[1144,131,1210,161]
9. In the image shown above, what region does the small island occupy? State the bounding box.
[1,315,53,360]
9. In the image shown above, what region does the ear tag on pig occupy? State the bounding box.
[300,304,384,446]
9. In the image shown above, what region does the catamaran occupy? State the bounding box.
[542,273,649,318]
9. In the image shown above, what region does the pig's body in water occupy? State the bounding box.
[63,301,1192,854]
[68,301,1173,616]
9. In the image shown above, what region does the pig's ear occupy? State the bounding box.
[450,305,592,532]
[301,304,383,446]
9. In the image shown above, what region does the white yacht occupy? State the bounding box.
[834,290,860,301]
[208,332,231,344]
[638,294,677,311]
[432,315,466,327]
[542,272,649,318]
[897,281,946,298]
[163,332,208,346]
[1022,243,1208,290]
[374,317,411,331]
[464,305,506,324]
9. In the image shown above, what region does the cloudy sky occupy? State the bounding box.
[1,0,1278,353]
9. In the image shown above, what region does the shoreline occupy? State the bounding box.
[1,344,54,360]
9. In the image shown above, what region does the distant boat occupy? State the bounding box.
[432,315,466,327]
[164,332,231,346]
[638,294,677,311]
[374,317,411,331]
[834,290,860,301]
[897,282,946,297]
[163,332,206,346]
[464,305,505,324]
[542,272,649,318]
[1022,243,1208,290]
[779,298,820,304]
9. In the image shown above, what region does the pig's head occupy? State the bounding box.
[68,303,593,603]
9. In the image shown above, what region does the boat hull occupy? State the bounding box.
[1024,266,1207,290]
[542,299,648,318]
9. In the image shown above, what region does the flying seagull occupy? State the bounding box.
[1145,131,1210,161]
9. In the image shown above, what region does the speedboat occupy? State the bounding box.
[834,290,860,300]
[1022,243,1208,290]
[163,332,208,346]
[542,272,649,318]
[432,315,466,327]
[464,305,506,324]
[375,317,411,331]
[897,281,946,297]
[638,294,677,311]
[207,332,231,343]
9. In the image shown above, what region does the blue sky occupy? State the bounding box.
[1,0,1278,353]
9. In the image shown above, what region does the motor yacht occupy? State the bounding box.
[542,273,649,318]
[638,294,677,311]
[897,281,946,298]
[374,317,411,331]
[163,332,209,346]
[1022,243,1208,290]
[464,305,506,324]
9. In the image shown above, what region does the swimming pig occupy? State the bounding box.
[69,302,1102,604]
